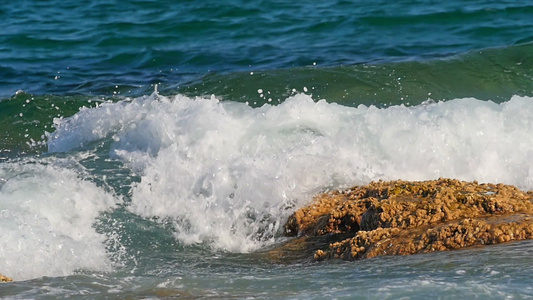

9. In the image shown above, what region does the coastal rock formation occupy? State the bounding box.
[279,178,533,261]
[0,274,12,282]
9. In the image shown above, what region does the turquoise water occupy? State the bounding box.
[1,0,533,298]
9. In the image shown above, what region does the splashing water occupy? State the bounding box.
[0,162,117,280]
[45,93,533,253]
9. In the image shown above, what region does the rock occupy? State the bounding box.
[276,178,533,261]
[0,274,13,282]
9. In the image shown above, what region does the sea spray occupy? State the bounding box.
[0,161,117,280]
[47,93,533,252]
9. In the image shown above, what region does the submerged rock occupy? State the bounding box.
[0,274,13,282]
[277,178,533,261]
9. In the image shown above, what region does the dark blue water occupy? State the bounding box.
[1,1,533,298]
[1,1,532,98]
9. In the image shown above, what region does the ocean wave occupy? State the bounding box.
[180,42,533,107]
[46,92,533,252]
[0,161,117,280]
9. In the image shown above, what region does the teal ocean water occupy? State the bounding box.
[1,0,533,298]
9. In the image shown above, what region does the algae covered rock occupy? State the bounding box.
[278,178,533,261]
[0,274,13,282]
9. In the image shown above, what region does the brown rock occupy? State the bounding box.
[0,274,13,282]
[275,178,533,261]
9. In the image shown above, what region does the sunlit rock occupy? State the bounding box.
[278,178,533,261]
[0,274,13,282]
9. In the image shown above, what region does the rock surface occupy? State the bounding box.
[279,178,533,261]
[0,274,13,282]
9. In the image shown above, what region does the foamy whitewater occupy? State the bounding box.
[0,161,117,280]
[43,93,533,257]
[2,91,533,295]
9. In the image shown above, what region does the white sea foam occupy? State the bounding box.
[0,162,117,280]
[47,93,533,252]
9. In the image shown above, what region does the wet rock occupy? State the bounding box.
[277,178,533,261]
[0,274,13,282]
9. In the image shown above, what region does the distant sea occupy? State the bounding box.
[1,1,533,298]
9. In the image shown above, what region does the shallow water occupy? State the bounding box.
[1,0,533,298]
[3,240,533,299]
